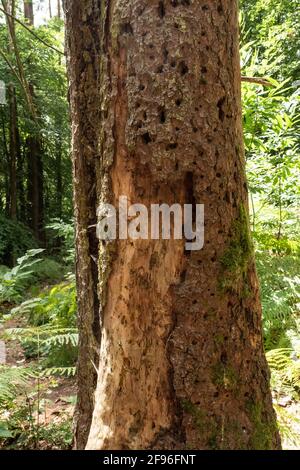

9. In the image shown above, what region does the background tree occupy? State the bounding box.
[0,0,71,256]
[65,0,281,450]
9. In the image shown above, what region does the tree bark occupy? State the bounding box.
[64,0,101,449]
[8,83,18,220]
[26,131,44,240]
[65,0,281,450]
[23,0,34,25]
[57,0,61,19]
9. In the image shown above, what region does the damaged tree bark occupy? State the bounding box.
[65,0,281,450]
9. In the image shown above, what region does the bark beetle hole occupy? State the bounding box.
[179,61,189,76]
[221,352,228,365]
[172,0,190,5]
[171,60,177,68]
[175,162,179,170]
[156,65,164,73]
[163,47,169,63]
[201,66,207,74]
[175,98,182,106]
[166,142,178,150]
[202,5,209,10]
[139,84,145,91]
[217,97,226,121]
[158,1,166,18]
[216,172,221,178]
[142,132,152,144]
[217,3,223,13]
[121,23,133,35]
[159,107,166,123]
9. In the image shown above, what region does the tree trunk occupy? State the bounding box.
[64,0,101,449]
[26,132,44,241]
[23,2,45,242]
[65,0,281,450]
[55,125,63,219]
[49,0,52,19]
[57,0,61,19]
[23,0,34,25]
[1,108,10,217]
[8,83,18,220]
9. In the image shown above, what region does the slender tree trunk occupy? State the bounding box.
[22,1,45,242]
[55,127,63,219]
[0,109,10,216]
[49,0,52,19]
[57,0,61,19]
[23,0,34,25]
[8,83,18,220]
[17,150,26,223]
[26,131,44,240]
[65,0,281,450]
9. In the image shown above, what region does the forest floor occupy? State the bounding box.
[0,316,75,450]
[1,315,300,449]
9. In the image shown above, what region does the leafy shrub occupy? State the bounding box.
[0,215,37,266]
[0,366,32,407]
[31,258,66,284]
[0,249,45,304]
[257,252,300,351]
[46,220,75,266]
[11,278,77,328]
[267,347,300,396]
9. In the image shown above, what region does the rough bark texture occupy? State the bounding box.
[64,0,101,450]
[65,0,281,450]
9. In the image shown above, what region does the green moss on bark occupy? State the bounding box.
[246,400,278,450]
[219,205,254,293]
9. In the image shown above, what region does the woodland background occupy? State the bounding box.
[0,0,299,450]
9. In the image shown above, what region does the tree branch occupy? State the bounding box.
[241,76,273,87]
[0,6,64,56]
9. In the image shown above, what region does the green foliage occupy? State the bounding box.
[267,347,300,395]
[256,251,300,351]
[11,278,77,328]
[46,220,75,265]
[0,366,32,406]
[0,249,44,304]
[0,215,38,265]
[33,418,73,450]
